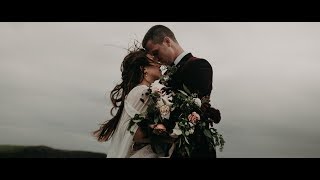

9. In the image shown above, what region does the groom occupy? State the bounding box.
[142,25,221,158]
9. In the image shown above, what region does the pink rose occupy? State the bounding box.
[188,112,201,124]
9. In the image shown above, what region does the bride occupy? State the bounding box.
[93,47,165,158]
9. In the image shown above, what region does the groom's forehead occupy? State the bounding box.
[145,40,159,52]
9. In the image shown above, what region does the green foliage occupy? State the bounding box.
[127,64,225,157]
[183,84,191,95]
[128,85,225,157]
[159,66,177,86]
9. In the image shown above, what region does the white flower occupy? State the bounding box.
[162,94,173,106]
[159,105,170,119]
[189,122,195,127]
[150,81,165,93]
[163,75,169,81]
[189,128,195,134]
[185,131,190,136]
[193,98,202,107]
[160,65,167,74]
[156,99,165,108]
[170,123,182,138]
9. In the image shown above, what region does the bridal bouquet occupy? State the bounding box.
[128,66,224,157]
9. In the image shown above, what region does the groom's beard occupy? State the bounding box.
[164,59,173,66]
[166,58,171,66]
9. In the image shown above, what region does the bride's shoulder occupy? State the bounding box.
[127,85,149,98]
[127,81,165,99]
[131,84,149,93]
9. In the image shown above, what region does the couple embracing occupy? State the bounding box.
[93,25,222,158]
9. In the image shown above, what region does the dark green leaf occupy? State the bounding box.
[184,136,190,144]
[178,138,182,148]
[185,146,190,157]
[154,117,159,124]
[203,129,212,138]
[183,84,191,95]
[132,119,142,123]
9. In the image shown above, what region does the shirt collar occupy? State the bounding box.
[173,51,189,66]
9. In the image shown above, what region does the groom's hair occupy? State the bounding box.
[142,25,178,48]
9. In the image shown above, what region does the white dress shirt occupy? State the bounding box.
[173,51,190,66]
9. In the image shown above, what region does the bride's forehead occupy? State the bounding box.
[146,54,161,64]
[146,53,154,59]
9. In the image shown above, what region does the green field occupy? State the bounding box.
[0,145,106,158]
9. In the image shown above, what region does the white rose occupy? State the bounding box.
[150,81,165,93]
[159,105,170,119]
[193,98,202,107]
[160,65,167,74]
[173,128,182,136]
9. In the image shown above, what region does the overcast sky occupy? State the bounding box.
[1,22,320,157]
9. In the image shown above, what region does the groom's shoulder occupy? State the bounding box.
[186,56,212,69]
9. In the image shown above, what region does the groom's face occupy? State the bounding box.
[145,39,175,66]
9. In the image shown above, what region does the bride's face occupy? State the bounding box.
[145,62,162,81]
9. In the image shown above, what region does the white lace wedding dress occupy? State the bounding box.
[106,85,160,158]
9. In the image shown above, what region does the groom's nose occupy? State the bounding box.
[152,55,160,62]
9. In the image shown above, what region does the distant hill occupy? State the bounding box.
[0,145,106,158]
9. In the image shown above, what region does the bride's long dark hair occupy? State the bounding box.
[93,46,155,142]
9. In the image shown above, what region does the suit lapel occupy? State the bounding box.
[167,53,194,89]
[176,53,193,69]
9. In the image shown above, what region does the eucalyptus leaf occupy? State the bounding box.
[154,117,159,124]
[132,119,142,123]
[203,129,212,138]
[183,84,191,95]
[178,90,188,96]
[185,146,190,157]
[184,136,190,144]
[178,138,182,148]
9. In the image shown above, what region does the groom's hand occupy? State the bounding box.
[206,107,221,124]
[200,102,221,124]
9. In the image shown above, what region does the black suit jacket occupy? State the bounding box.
[168,53,216,158]
[168,53,213,99]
